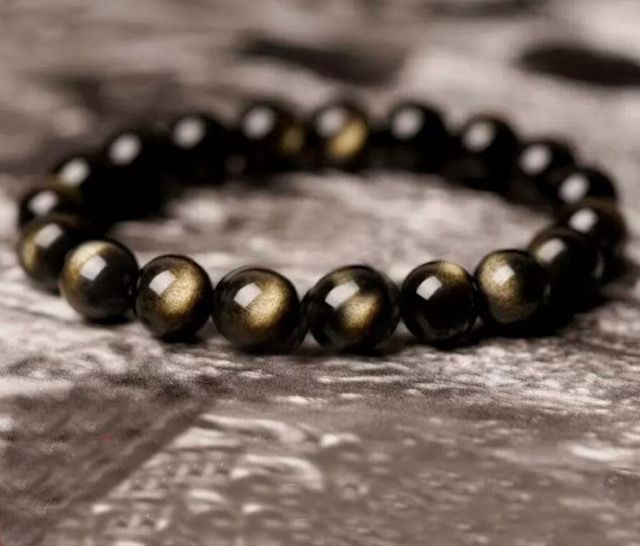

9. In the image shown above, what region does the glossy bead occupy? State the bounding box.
[528,227,603,311]
[101,124,169,219]
[552,166,617,207]
[474,250,549,329]
[18,187,77,228]
[555,198,627,253]
[308,100,370,171]
[515,139,574,197]
[378,102,450,172]
[212,267,305,353]
[400,261,478,344]
[134,255,213,340]
[237,100,305,173]
[445,115,518,192]
[303,265,399,352]
[168,113,228,183]
[60,240,139,321]
[17,214,94,292]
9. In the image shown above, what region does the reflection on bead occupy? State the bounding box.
[401,261,478,344]
[308,100,370,171]
[474,250,548,328]
[515,139,574,196]
[17,214,94,292]
[445,115,518,192]
[555,198,627,253]
[135,255,213,340]
[528,227,602,311]
[212,267,305,353]
[303,265,399,352]
[18,187,77,228]
[552,167,617,207]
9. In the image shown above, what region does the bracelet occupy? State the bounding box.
[15,99,628,354]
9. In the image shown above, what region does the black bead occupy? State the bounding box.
[307,100,370,171]
[60,240,139,321]
[528,227,603,312]
[445,115,519,192]
[474,250,549,329]
[303,265,399,352]
[101,123,170,219]
[376,102,450,172]
[134,255,213,340]
[17,214,94,292]
[236,100,305,174]
[167,113,228,183]
[555,198,627,254]
[18,187,77,228]
[514,139,574,198]
[401,261,478,344]
[212,267,305,353]
[552,166,617,207]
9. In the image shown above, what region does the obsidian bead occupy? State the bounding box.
[236,100,305,173]
[552,167,617,207]
[555,198,627,254]
[445,115,518,192]
[212,267,305,353]
[515,139,574,198]
[101,124,170,219]
[303,265,399,352]
[167,113,228,183]
[528,227,603,311]
[134,255,213,340]
[17,214,94,292]
[60,240,139,321]
[401,261,478,344]
[307,100,370,171]
[474,250,549,329]
[18,187,77,228]
[377,102,450,172]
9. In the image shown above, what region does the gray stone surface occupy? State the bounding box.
[1,0,640,544]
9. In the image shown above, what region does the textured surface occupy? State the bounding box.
[2,1,640,544]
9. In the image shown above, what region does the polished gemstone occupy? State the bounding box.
[18,187,77,228]
[515,139,574,197]
[552,167,617,207]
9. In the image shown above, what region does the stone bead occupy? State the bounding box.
[168,112,228,183]
[474,250,549,329]
[515,139,574,197]
[528,227,603,311]
[307,100,370,171]
[377,101,450,172]
[18,187,77,228]
[60,240,139,321]
[400,261,478,344]
[445,115,519,192]
[212,267,305,353]
[303,265,399,352]
[237,100,305,173]
[134,255,213,340]
[17,214,94,292]
[552,167,617,207]
[555,198,627,254]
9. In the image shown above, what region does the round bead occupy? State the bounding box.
[515,139,574,196]
[237,100,305,173]
[60,240,139,321]
[308,100,370,171]
[168,112,227,183]
[474,250,549,328]
[400,261,478,344]
[555,198,627,253]
[134,255,213,340]
[528,227,603,311]
[445,115,518,192]
[378,102,450,172]
[212,267,305,353]
[17,214,94,292]
[303,265,399,352]
[18,187,77,228]
[552,167,617,207]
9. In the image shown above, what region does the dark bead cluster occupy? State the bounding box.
[15,98,628,353]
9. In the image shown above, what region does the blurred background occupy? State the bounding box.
[1,1,640,545]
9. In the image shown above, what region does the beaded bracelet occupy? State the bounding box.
[15,99,628,354]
